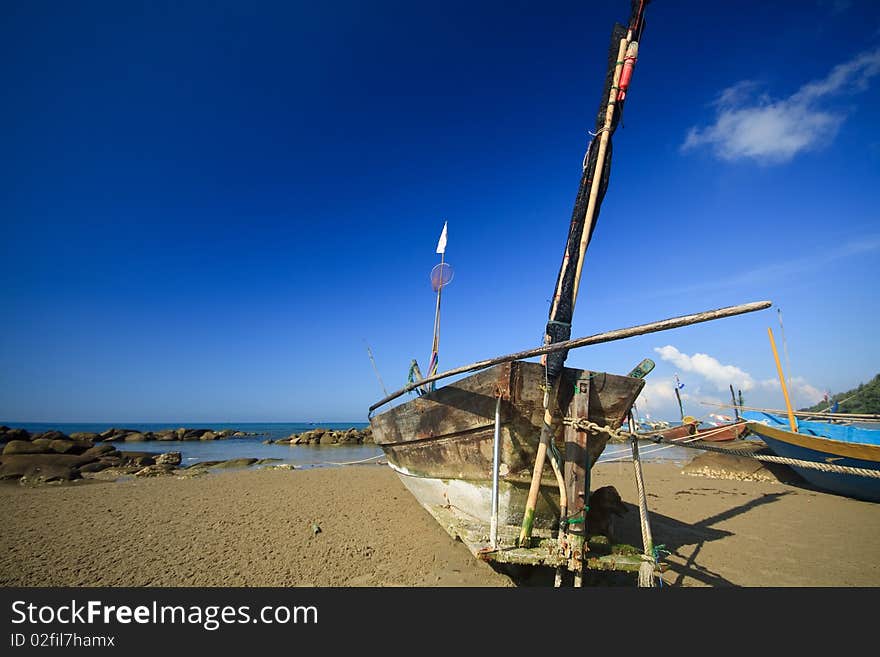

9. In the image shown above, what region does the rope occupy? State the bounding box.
[311,453,384,467]
[630,433,656,588]
[564,417,880,479]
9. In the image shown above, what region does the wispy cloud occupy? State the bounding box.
[655,235,880,297]
[818,0,853,16]
[682,48,880,163]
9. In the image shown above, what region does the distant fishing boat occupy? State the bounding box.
[696,421,747,442]
[638,418,699,442]
[744,412,880,502]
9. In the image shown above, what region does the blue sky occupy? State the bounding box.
[2,0,878,423]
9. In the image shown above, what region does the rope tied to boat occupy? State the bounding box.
[564,417,880,479]
[562,417,633,440]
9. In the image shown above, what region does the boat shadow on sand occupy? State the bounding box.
[503,490,793,587]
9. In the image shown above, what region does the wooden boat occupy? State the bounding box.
[371,361,643,532]
[695,421,748,442]
[638,420,699,442]
[366,1,772,582]
[744,412,880,502]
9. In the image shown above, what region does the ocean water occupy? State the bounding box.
[3,422,378,468]
[3,421,696,468]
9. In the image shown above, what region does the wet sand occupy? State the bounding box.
[2,463,878,587]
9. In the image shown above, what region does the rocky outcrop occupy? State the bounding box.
[154,451,182,466]
[276,427,373,446]
[682,452,798,483]
[3,440,48,455]
[0,427,197,485]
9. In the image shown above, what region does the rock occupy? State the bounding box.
[31,430,68,442]
[254,458,282,466]
[682,452,790,482]
[217,429,235,438]
[118,451,156,467]
[134,464,176,477]
[0,427,31,442]
[81,444,118,459]
[48,439,94,455]
[69,432,100,442]
[3,440,50,455]
[154,451,182,466]
[182,429,212,441]
[361,427,374,444]
[99,428,135,441]
[155,430,177,441]
[18,464,80,486]
[187,461,221,469]
[199,431,217,441]
[49,439,77,454]
[264,463,296,471]
[232,431,246,437]
[318,432,338,445]
[0,454,87,482]
[124,432,147,442]
[78,461,112,474]
[211,458,258,469]
[81,465,141,480]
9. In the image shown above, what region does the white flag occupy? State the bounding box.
[436,221,448,254]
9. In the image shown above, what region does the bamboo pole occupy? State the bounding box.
[570,36,629,307]
[525,39,631,550]
[369,300,772,412]
[768,327,797,432]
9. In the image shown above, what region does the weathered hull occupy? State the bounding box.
[696,421,748,442]
[370,360,643,528]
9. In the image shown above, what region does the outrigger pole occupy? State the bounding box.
[370,300,771,412]
[518,0,651,548]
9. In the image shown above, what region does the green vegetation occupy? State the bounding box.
[800,373,880,414]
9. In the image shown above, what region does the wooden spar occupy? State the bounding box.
[370,300,772,412]
[768,327,798,433]
[700,400,880,422]
[730,384,739,420]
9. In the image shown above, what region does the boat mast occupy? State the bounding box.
[519,0,650,547]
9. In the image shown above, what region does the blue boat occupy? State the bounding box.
[743,412,880,502]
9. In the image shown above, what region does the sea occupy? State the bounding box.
[3,421,697,468]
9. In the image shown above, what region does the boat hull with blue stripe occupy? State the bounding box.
[744,412,880,502]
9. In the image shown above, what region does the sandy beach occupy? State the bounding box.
[2,463,879,587]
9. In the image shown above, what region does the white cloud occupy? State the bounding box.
[682,48,880,163]
[654,345,755,392]
[642,345,826,420]
[760,377,825,407]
